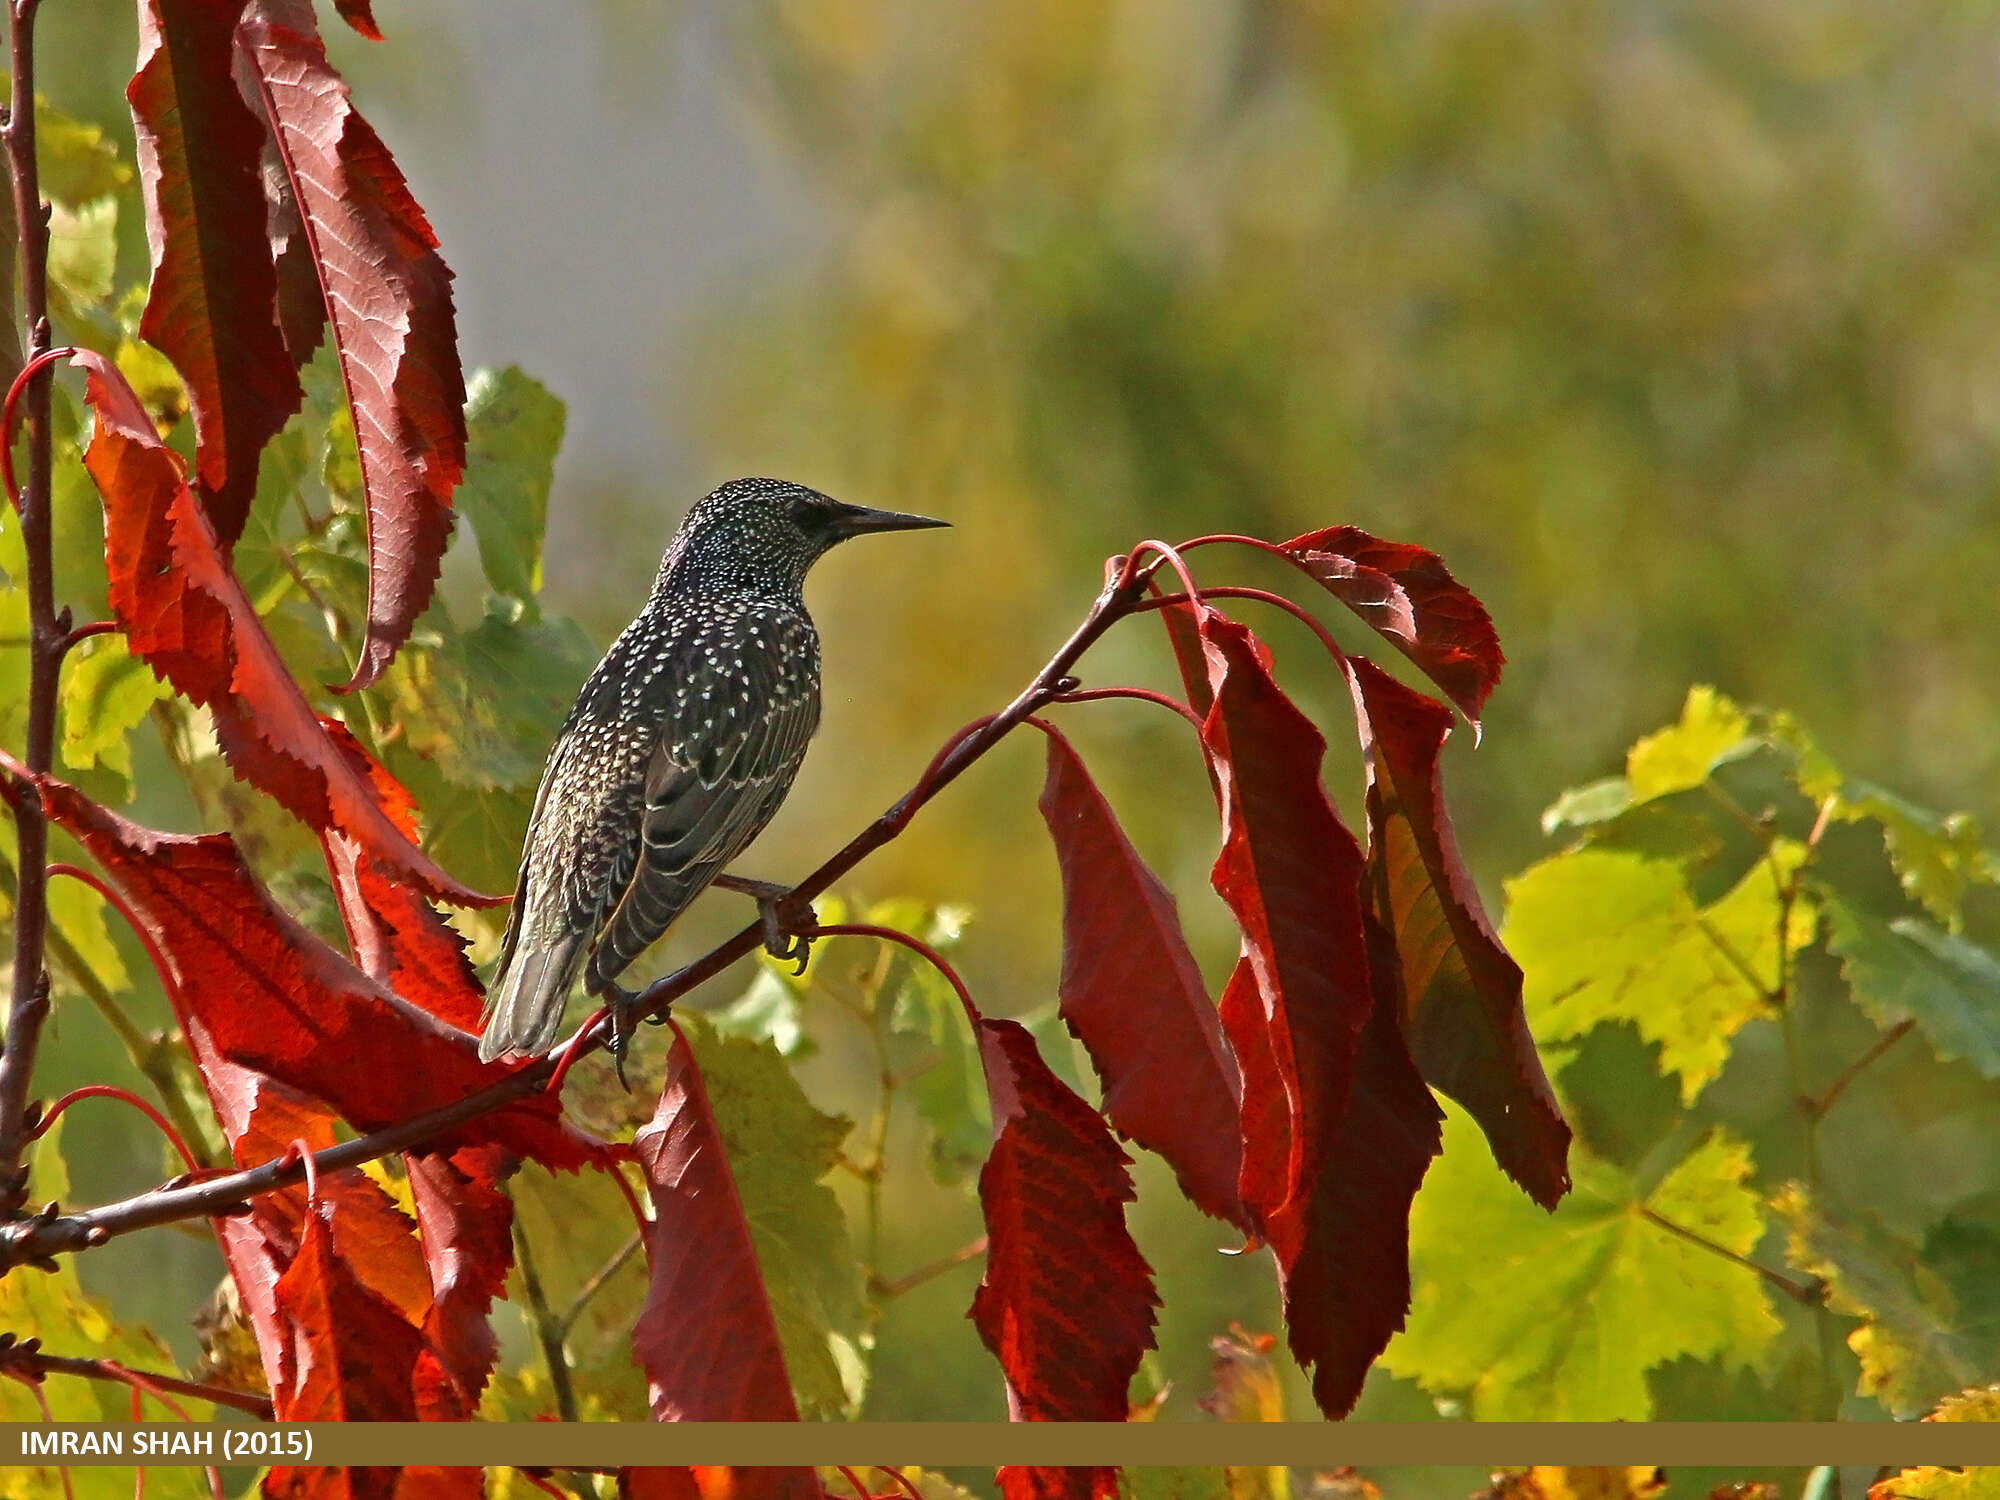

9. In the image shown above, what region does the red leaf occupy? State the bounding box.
[318,719,486,1028]
[271,1197,425,1422]
[632,1030,799,1421]
[128,0,303,545]
[41,776,606,1169]
[75,350,491,907]
[996,1471,1119,1500]
[1345,655,1570,1208]
[236,17,466,691]
[969,1018,1158,1421]
[264,1471,481,1500]
[1280,526,1504,727]
[1216,958,1289,1225]
[1035,725,1244,1226]
[1196,609,1374,1221]
[331,0,382,39]
[407,1146,515,1419]
[1263,909,1443,1417]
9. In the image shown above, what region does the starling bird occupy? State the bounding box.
[478,477,947,1064]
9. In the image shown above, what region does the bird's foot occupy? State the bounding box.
[604,984,666,1091]
[714,875,818,975]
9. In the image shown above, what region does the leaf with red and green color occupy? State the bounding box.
[1196,608,1375,1222]
[75,349,489,907]
[1345,655,1570,1208]
[128,0,303,545]
[1263,910,1443,1417]
[1035,724,1244,1226]
[969,1017,1159,1421]
[1279,526,1504,727]
[317,718,485,1027]
[632,1029,800,1422]
[236,17,466,691]
[997,1472,1120,1500]
[39,774,603,1168]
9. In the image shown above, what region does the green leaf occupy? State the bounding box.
[886,923,990,1188]
[460,366,566,605]
[1776,1186,2000,1418]
[1625,685,1756,801]
[708,965,812,1056]
[682,1018,867,1419]
[1823,896,2000,1080]
[1831,781,1996,931]
[1540,775,1634,835]
[1383,1109,1780,1418]
[35,99,133,208]
[383,598,597,791]
[1507,840,1815,1103]
[59,636,170,794]
[48,195,117,319]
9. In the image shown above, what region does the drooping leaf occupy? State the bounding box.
[1267,910,1443,1418]
[1506,842,1817,1103]
[680,1021,866,1419]
[632,1026,801,1421]
[1278,525,1504,726]
[969,1017,1159,1421]
[1195,607,1374,1224]
[268,1194,426,1424]
[459,366,565,605]
[405,1144,516,1421]
[237,16,467,691]
[332,0,382,40]
[40,774,605,1168]
[1384,1113,1780,1418]
[1346,653,1569,1208]
[1035,724,1244,1226]
[129,0,304,543]
[75,348,491,905]
[1776,1186,2000,1418]
[1823,897,2000,1080]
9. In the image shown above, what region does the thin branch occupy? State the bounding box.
[0,0,61,1217]
[0,565,1154,1266]
[0,1335,273,1419]
[1804,1018,1915,1121]
[554,1229,643,1339]
[511,1220,578,1424]
[870,1235,989,1301]
[1639,1205,1825,1307]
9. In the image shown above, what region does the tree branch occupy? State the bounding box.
[0,0,59,1217]
[0,566,1154,1266]
[0,1333,274,1420]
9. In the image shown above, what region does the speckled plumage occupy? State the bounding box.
[478,477,946,1062]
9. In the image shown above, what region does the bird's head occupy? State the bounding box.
[656,477,948,600]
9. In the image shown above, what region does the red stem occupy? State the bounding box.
[603,1160,650,1242]
[542,1004,609,1098]
[1,1346,272,1420]
[1119,538,1202,602]
[810,923,981,1028]
[873,1470,925,1500]
[30,1086,201,1176]
[836,1467,870,1500]
[1047,686,1205,732]
[45,862,185,1024]
[517,1474,566,1499]
[0,344,72,517]
[1138,585,1350,666]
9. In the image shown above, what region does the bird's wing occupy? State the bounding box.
[590,614,820,983]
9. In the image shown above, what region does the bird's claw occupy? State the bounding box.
[760,891,817,975]
[605,985,651,1092]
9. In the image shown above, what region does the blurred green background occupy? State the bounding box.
[23,0,2000,1462]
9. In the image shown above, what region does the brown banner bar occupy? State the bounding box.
[3,1423,1999,1470]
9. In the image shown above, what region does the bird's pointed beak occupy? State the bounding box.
[830,503,950,538]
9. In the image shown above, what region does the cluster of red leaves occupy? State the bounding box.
[15,0,1572,1477]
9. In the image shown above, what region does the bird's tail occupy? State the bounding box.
[478,932,584,1063]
